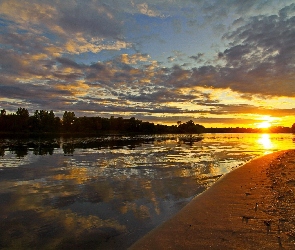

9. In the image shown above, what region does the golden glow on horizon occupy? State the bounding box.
[257,121,271,129]
[254,115,277,129]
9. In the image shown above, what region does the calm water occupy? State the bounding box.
[0,133,294,249]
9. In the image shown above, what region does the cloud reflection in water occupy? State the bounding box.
[0,133,294,249]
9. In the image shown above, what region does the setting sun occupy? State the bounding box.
[254,116,277,129]
[257,121,271,129]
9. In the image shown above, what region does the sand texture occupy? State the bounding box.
[130,150,295,250]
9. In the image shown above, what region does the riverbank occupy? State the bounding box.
[130,150,295,249]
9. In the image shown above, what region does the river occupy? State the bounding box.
[0,133,294,249]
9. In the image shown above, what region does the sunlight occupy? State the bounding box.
[257,134,273,151]
[255,115,276,129]
[257,121,271,129]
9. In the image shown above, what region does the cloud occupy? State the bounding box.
[0,0,295,127]
[56,81,90,96]
[58,2,122,39]
[123,88,197,103]
[205,104,295,117]
[134,2,162,17]
[120,53,150,64]
[194,116,255,125]
[56,57,83,69]
[0,0,57,28]
[0,0,124,38]
[0,0,130,57]
[189,53,204,63]
[215,5,295,96]
[0,81,72,112]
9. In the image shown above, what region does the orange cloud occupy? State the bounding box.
[56,81,90,96]
[120,53,150,64]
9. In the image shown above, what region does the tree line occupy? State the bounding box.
[0,108,206,135]
[1,107,294,135]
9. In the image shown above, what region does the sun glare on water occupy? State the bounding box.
[257,134,273,154]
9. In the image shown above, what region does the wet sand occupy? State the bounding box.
[130,150,295,249]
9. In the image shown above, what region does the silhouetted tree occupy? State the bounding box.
[140,121,155,133]
[73,116,101,133]
[0,107,210,135]
[62,111,76,132]
[16,107,29,118]
[178,120,205,134]
[127,117,142,132]
[0,109,7,132]
[30,110,59,133]
[0,109,6,117]
[14,107,30,132]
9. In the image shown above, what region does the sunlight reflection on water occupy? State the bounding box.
[0,133,294,249]
[257,133,273,153]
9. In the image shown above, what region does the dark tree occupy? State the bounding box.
[126,117,141,132]
[0,107,209,135]
[62,111,76,132]
[29,110,59,133]
[0,109,7,132]
[0,109,6,116]
[16,107,29,118]
[178,120,205,134]
[15,107,30,132]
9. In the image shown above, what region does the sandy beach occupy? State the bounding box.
[130,149,295,249]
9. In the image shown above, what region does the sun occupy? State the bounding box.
[255,115,276,129]
[257,121,271,129]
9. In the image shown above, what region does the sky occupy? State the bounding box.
[0,0,295,128]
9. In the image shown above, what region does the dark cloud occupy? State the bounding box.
[194,0,292,19]
[57,1,123,39]
[69,99,183,115]
[279,3,295,18]
[123,88,197,103]
[0,49,24,76]
[0,81,73,113]
[0,31,49,54]
[56,57,84,69]
[189,53,204,63]
[216,6,295,96]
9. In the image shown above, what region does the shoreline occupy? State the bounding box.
[130,150,295,249]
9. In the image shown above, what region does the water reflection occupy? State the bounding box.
[257,134,273,153]
[0,133,294,249]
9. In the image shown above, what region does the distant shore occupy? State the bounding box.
[130,150,295,249]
